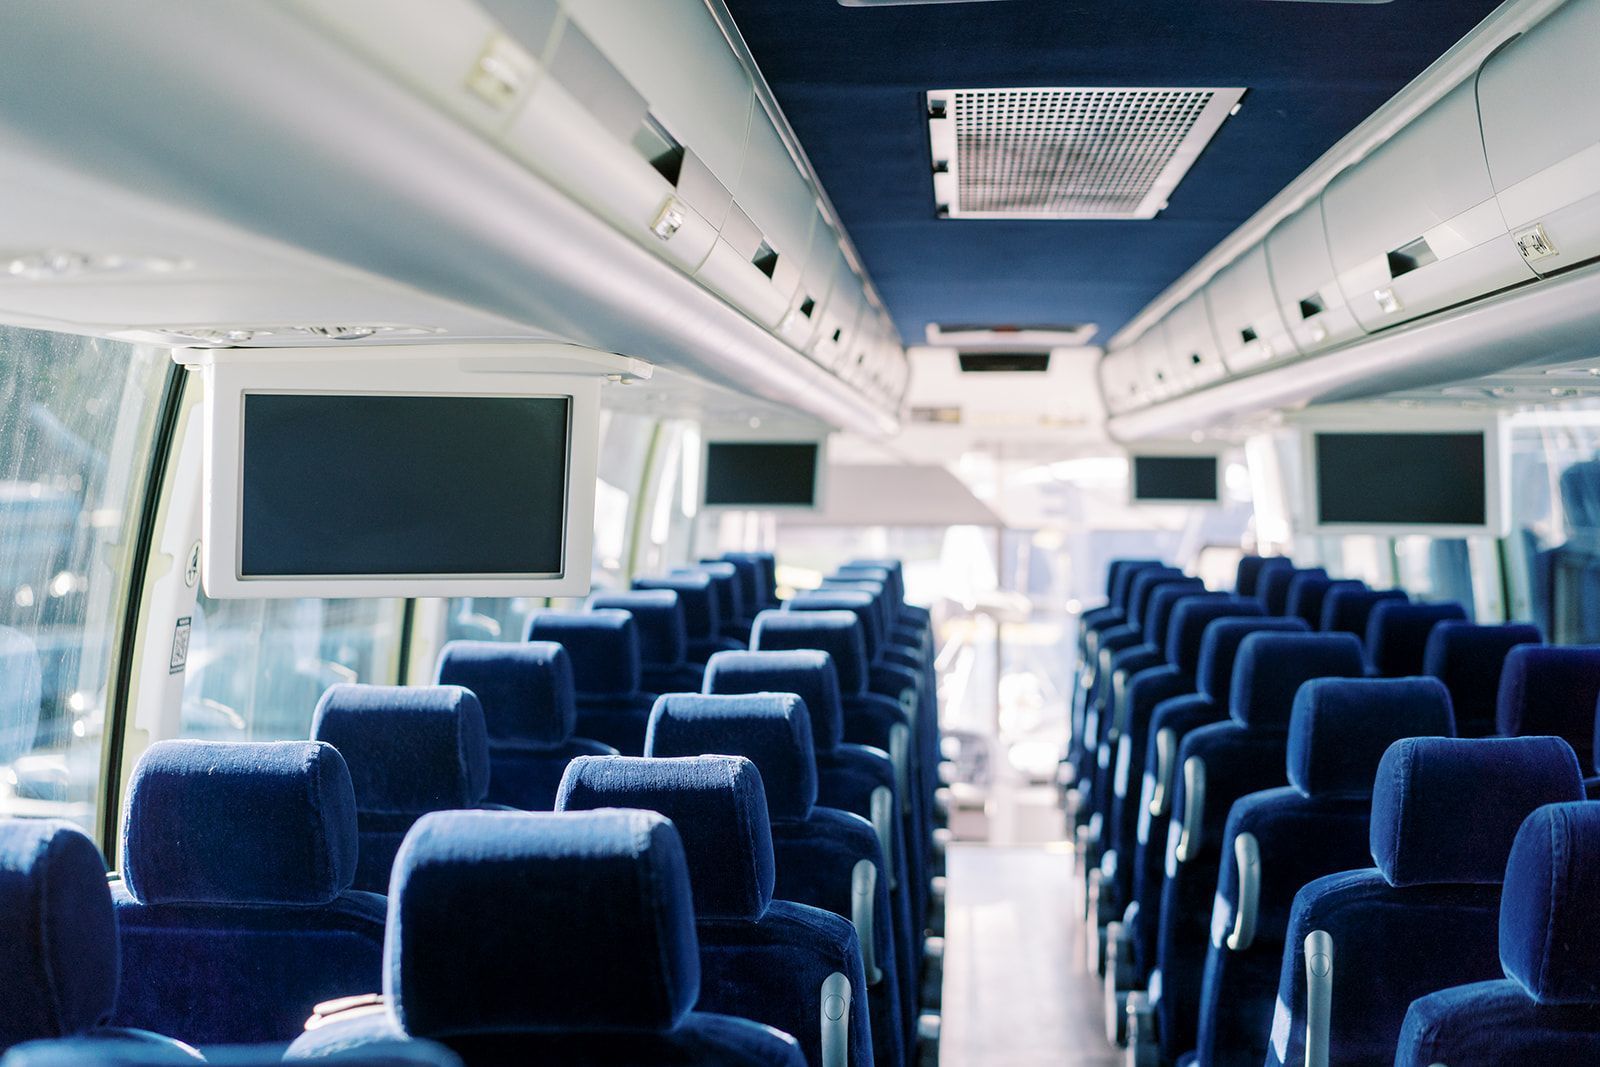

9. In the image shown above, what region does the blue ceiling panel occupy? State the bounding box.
[723,0,1505,344]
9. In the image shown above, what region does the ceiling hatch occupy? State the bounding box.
[927,86,1245,220]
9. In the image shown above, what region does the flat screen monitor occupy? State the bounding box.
[702,440,823,509]
[1306,426,1504,535]
[198,352,602,598]
[1131,454,1220,504]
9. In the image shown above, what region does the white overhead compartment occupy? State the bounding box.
[1477,0,1600,279]
[777,215,839,350]
[1206,244,1293,372]
[810,258,864,371]
[1161,292,1228,391]
[1099,347,1149,416]
[1130,324,1180,403]
[1323,80,1535,333]
[1263,199,1364,357]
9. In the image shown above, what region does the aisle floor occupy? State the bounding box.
[941,843,1120,1066]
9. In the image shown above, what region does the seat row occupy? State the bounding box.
[1070,554,1600,1066]
[4,554,940,1067]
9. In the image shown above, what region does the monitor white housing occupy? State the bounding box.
[177,344,648,598]
[1294,407,1509,538]
[699,423,830,512]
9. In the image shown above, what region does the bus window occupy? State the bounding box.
[177,595,404,741]
[0,326,169,828]
[1509,408,1600,641]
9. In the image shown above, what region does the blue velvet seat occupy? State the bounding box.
[312,684,501,891]
[675,562,749,648]
[1364,600,1469,677]
[1262,566,1326,617]
[1285,576,1362,630]
[1495,644,1600,761]
[1320,585,1407,636]
[4,1041,457,1065]
[286,808,806,1066]
[707,556,766,643]
[588,589,704,694]
[645,693,907,1067]
[111,740,386,1046]
[722,551,780,610]
[703,649,918,1046]
[1232,556,1267,598]
[1124,616,1311,981]
[558,754,874,1067]
[1422,621,1542,737]
[1190,677,1456,1067]
[523,610,659,756]
[1264,735,1584,1067]
[1395,801,1600,1067]
[0,819,197,1061]
[1249,558,1295,607]
[1072,561,1167,790]
[1151,631,1366,1061]
[636,572,744,664]
[433,642,616,810]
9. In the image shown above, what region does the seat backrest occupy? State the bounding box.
[1500,800,1600,1006]
[313,684,492,889]
[1140,580,1208,651]
[557,754,872,1067]
[1365,600,1469,677]
[787,590,883,660]
[1263,566,1325,617]
[676,562,746,636]
[1495,645,1600,765]
[1197,618,1313,703]
[524,611,655,754]
[435,641,615,810]
[751,611,871,701]
[707,556,765,621]
[1286,575,1360,630]
[1422,621,1542,737]
[0,819,118,1052]
[1125,567,1186,631]
[646,694,818,822]
[722,552,779,611]
[1111,560,1164,613]
[1228,632,1365,730]
[635,573,721,643]
[1263,735,1583,1067]
[703,649,845,754]
[587,590,690,671]
[1233,556,1267,598]
[115,740,385,1046]
[1251,558,1295,608]
[1320,586,1407,636]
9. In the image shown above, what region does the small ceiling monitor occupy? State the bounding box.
[701,434,827,510]
[1301,415,1508,536]
[192,347,612,598]
[1130,452,1221,504]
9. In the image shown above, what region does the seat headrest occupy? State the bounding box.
[588,591,688,667]
[722,552,778,610]
[645,693,817,821]
[1321,587,1407,636]
[680,562,745,628]
[1365,600,1469,677]
[787,590,881,660]
[1370,736,1583,888]
[388,809,699,1037]
[1196,617,1310,701]
[524,610,642,696]
[1233,556,1267,598]
[1495,645,1600,766]
[1499,801,1600,1004]
[1142,580,1207,648]
[706,557,764,619]
[1422,622,1542,735]
[750,610,869,698]
[1166,596,1259,677]
[703,649,845,753]
[1285,574,1333,628]
[1230,632,1365,729]
[635,574,720,642]
[1267,566,1326,616]
[1127,568,1185,628]
[557,755,775,922]
[0,626,42,766]
[818,578,894,641]
[435,642,576,750]
[1111,560,1163,612]
[313,684,491,812]
[0,820,116,1049]
[1251,557,1294,605]
[1287,678,1456,798]
[123,740,358,906]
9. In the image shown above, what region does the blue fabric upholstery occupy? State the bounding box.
[646,694,818,821]
[434,641,615,810]
[287,808,805,1066]
[681,561,749,640]
[1265,735,1584,1067]
[524,611,657,756]
[752,611,870,698]
[1263,566,1325,617]
[708,557,765,635]
[1423,622,1543,737]
[1365,600,1469,677]
[312,684,495,890]
[1199,618,1311,703]
[8,1040,453,1065]
[703,650,844,752]
[1193,678,1456,1067]
[114,741,385,1046]
[635,573,720,641]
[787,591,883,660]
[1393,802,1600,1066]
[1284,574,1352,630]
[557,755,875,1067]
[0,820,118,1051]
[588,590,702,693]
[1233,556,1267,598]
[720,553,777,613]
[1153,633,1364,1057]
[1320,586,1407,635]
[1495,645,1600,766]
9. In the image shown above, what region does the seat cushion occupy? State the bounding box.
[1396,979,1600,1067]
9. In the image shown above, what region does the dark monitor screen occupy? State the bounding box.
[1132,455,1219,503]
[240,393,570,577]
[703,441,819,507]
[1314,431,1486,526]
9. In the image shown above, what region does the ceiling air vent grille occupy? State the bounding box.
[928,86,1245,220]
